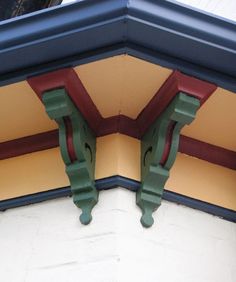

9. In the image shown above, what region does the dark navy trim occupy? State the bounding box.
[0,187,71,211]
[162,190,236,223]
[1,175,235,223]
[96,175,140,191]
[0,0,235,92]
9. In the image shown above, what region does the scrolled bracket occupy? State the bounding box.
[137,92,200,227]
[42,88,98,225]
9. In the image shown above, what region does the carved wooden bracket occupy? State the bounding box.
[28,68,215,228]
[137,92,200,227]
[42,88,98,225]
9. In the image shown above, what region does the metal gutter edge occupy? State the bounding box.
[0,0,235,92]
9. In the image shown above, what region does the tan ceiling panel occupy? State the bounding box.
[1,134,235,211]
[167,153,236,211]
[182,88,236,151]
[0,81,57,142]
[0,148,68,200]
[95,133,140,180]
[75,55,172,119]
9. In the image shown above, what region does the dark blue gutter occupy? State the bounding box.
[0,176,235,223]
[0,0,235,92]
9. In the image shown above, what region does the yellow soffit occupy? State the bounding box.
[166,153,236,211]
[0,81,57,143]
[75,55,172,118]
[0,134,235,211]
[0,54,235,155]
[182,87,236,151]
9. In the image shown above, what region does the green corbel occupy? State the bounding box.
[42,88,98,225]
[137,92,200,227]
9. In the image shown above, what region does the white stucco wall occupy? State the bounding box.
[0,188,235,282]
[175,0,236,22]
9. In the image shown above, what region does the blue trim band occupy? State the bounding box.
[162,190,236,223]
[96,175,140,191]
[0,0,235,91]
[1,176,235,223]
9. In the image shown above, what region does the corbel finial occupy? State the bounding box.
[42,88,98,225]
[137,92,200,227]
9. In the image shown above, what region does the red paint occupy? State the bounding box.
[137,71,216,137]
[26,68,220,170]
[0,130,58,160]
[160,122,176,166]
[0,131,235,170]
[175,71,217,105]
[118,115,140,138]
[28,68,103,134]
[64,117,77,162]
[97,115,140,138]
[179,135,236,170]
[27,68,216,139]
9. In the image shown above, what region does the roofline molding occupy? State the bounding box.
[27,68,216,138]
[0,0,235,91]
[0,176,235,223]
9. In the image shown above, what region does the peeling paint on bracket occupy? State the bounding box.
[42,88,98,225]
[137,92,200,227]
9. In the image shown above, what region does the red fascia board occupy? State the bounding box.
[137,71,216,136]
[28,68,102,134]
[97,115,140,138]
[0,130,58,160]
[179,136,236,170]
[28,68,216,139]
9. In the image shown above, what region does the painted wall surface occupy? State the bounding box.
[0,188,235,282]
[176,0,236,22]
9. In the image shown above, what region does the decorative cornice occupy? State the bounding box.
[30,69,204,227]
[0,0,235,229]
[0,0,235,92]
[28,68,216,139]
[0,176,235,223]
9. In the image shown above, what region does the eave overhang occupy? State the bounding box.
[0,0,236,226]
[0,0,235,91]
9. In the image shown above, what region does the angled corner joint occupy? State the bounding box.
[42,88,98,225]
[137,92,200,227]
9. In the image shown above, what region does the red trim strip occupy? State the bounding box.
[27,68,216,139]
[137,71,216,136]
[179,136,236,170]
[0,130,58,160]
[0,131,235,171]
[97,115,140,138]
[28,69,103,134]
[160,121,176,166]
[64,117,77,162]
[24,68,224,172]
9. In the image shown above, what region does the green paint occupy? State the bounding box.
[42,89,98,225]
[137,92,200,228]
